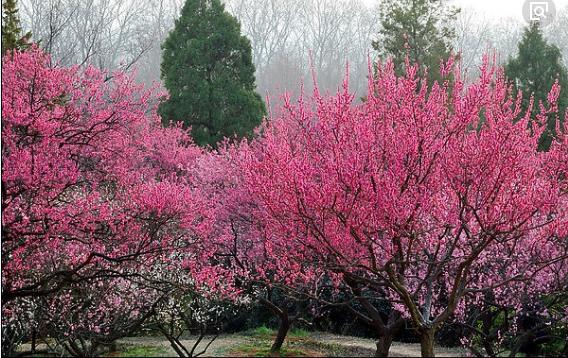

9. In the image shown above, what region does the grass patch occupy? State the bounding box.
[234,326,309,356]
[233,327,360,357]
[303,340,374,357]
[250,325,275,337]
[230,328,330,357]
[289,328,310,338]
[110,345,167,357]
[246,326,311,339]
[229,341,323,357]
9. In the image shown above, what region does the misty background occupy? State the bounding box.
[17,0,568,102]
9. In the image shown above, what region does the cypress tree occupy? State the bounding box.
[1,0,31,55]
[373,0,459,84]
[506,22,568,151]
[160,0,266,147]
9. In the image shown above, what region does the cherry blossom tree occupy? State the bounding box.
[193,147,295,353]
[1,47,216,354]
[4,43,568,358]
[238,59,568,356]
[195,132,401,356]
[197,143,357,353]
[34,277,164,356]
[459,282,568,357]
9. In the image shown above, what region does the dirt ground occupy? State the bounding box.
[118,332,465,357]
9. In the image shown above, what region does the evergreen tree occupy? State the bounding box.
[506,22,568,151]
[160,0,266,147]
[373,0,459,84]
[1,0,31,55]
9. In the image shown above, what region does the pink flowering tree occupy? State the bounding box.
[34,277,165,356]
[459,279,568,357]
[238,59,568,357]
[455,98,568,357]
[194,146,315,353]
[1,47,212,354]
[453,80,568,357]
[198,132,404,356]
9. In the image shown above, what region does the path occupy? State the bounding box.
[118,332,464,357]
[311,332,464,357]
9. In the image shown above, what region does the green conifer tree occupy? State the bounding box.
[373,0,459,84]
[160,0,266,147]
[506,22,568,151]
[1,0,31,55]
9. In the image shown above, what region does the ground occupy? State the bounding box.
[111,328,465,357]
[17,328,465,357]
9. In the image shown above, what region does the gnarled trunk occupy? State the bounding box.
[375,334,394,357]
[374,311,404,357]
[345,277,405,358]
[419,328,436,357]
[259,296,292,354]
[271,309,290,353]
[31,328,37,354]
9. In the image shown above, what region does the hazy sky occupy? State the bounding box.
[450,0,568,21]
[363,0,568,22]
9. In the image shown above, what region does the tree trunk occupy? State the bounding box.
[271,309,290,353]
[375,334,394,357]
[420,328,436,357]
[373,310,404,357]
[31,328,37,353]
[258,296,292,354]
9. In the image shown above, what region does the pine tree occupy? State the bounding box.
[160,0,266,147]
[1,0,31,55]
[506,22,568,151]
[373,0,459,84]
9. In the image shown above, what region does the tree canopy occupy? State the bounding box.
[373,0,459,84]
[1,0,31,54]
[160,0,266,147]
[506,22,568,151]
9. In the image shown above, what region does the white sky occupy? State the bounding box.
[363,0,568,22]
[449,0,568,21]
